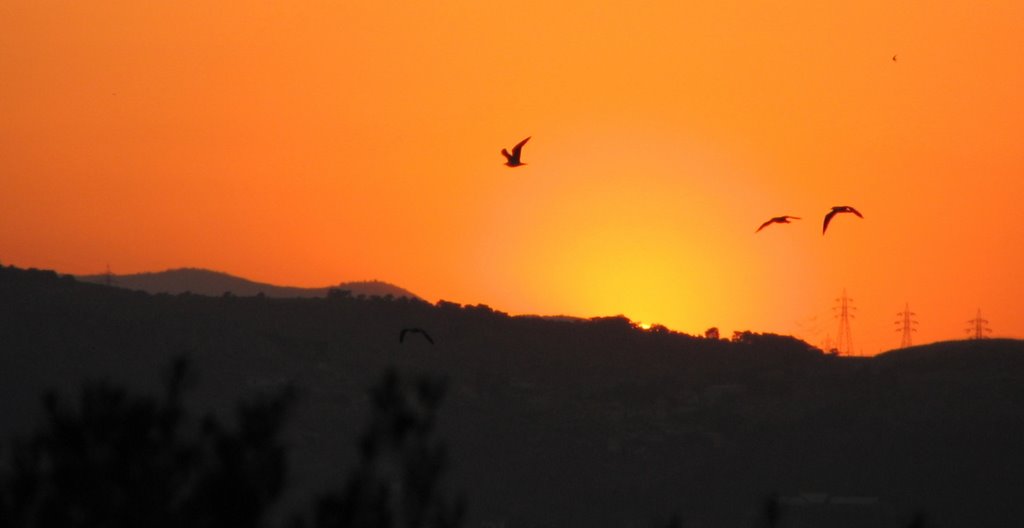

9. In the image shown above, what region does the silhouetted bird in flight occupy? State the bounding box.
[892,54,898,62]
[399,328,434,345]
[822,206,863,234]
[756,215,801,233]
[501,136,531,167]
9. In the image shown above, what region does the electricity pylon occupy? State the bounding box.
[103,264,116,287]
[832,289,855,355]
[966,308,992,340]
[894,302,918,348]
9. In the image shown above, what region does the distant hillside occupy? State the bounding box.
[878,337,1024,361]
[76,267,420,299]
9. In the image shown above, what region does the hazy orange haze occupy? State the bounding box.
[2,1,1023,353]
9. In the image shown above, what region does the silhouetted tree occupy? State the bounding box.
[305,368,464,528]
[435,300,461,311]
[704,327,720,340]
[0,361,466,528]
[0,358,293,528]
[327,289,353,300]
[648,324,670,334]
[730,331,821,357]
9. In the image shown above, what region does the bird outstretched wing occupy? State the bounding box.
[756,215,800,233]
[822,210,839,234]
[400,328,434,345]
[511,136,531,157]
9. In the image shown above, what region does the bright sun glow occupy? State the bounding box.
[2,2,1023,353]
[637,322,653,330]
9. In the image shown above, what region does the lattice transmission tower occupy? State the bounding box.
[966,308,992,340]
[894,302,918,348]
[103,264,116,287]
[832,289,856,355]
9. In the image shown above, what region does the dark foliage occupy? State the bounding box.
[302,369,464,528]
[729,330,820,358]
[0,352,461,528]
[0,359,292,528]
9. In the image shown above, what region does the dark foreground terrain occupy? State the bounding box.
[2,265,1022,527]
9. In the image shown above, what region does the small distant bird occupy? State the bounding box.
[822,206,863,234]
[399,328,434,345]
[501,136,531,167]
[892,54,898,62]
[756,215,801,233]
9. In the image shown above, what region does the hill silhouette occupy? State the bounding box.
[3,264,1024,527]
[76,268,421,299]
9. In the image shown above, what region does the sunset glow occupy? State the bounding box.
[2,1,1023,353]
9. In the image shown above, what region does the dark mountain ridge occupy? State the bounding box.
[76,267,420,299]
[2,264,1023,527]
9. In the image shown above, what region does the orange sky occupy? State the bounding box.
[2,1,1023,353]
